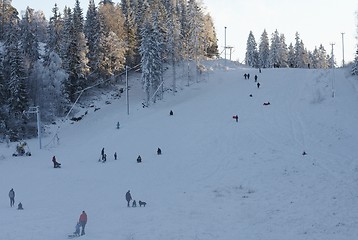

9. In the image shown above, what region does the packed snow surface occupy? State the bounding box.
[1,60,358,240]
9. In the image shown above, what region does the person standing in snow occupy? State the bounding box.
[126,190,132,207]
[254,75,258,82]
[9,188,15,207]
[101,148,105,161]
[79,211,87,236]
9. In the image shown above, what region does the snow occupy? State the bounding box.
[1,60,358,240]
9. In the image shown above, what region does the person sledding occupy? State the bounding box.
[74,222,81,236]
[52,156,61,168]
[68,222,81,238]
[232,115,239,122]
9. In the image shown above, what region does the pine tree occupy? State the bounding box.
[352,48,358,75]
[0,53,7,134]
[97,2,126,80]
[269,29,281,68]
[61,4,89,102]
[3,11,29,138]
[121,0,140,67]
[20,6,40,72]
[140,6,163,106]
[287,43,295,68]
[203,13,218,58]
[163,0,181,93]
[245,31,258,67]
[186,0,205,62]
[293,32,306,68]
[46,4,63,56]
[258,29,270,68]
[84,0,101,77]
[40,52,68,120]
[279,34,288,68]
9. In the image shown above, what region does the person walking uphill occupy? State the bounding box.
[126,190,132,207]
[9,188,15,207]
[79,211,87,236]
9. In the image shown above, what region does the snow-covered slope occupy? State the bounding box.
[1,61,358,240]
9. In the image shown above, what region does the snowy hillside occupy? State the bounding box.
[1,60,358,240]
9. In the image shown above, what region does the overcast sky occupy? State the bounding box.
[12,0,358,65]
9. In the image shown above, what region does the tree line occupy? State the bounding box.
[245,29,335,69]
[0,0,218,140]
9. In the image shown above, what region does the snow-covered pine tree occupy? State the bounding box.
[46,4,63,57]
[317,44,329,68]
[163,0,181,94]
[258,29,270,68]
[245,31,258,67]
[121,0,140,67]
[38,52,68,121]
[311,47,320,69]
[293,32,307,68]
[3,11,29,139]
[278,34,288,68]
[20,7,40,73]
[61,3,89,102]
[0,0,17,41]
[269,29,281,68]
[287,43,295,68]
[353,12,358,76]
[0,51,6,133]
[203,13,218,58]
[84,0,101,78]
[186,0,205,61]
[352,48,358,76]
[140,5,164,106]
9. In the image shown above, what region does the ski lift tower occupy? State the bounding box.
[225,46,234,61]
[330,43,335,98]
[24,106,42,149]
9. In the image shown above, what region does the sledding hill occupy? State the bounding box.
[1,60,358,240]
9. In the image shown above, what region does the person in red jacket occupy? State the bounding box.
[79,211,87,236]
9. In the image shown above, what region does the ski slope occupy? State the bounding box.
[1,60,358,240]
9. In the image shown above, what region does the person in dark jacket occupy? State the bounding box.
[125,190,132,207]
[79,211,87,236]
[9,188,15,207]
[157,148,162,155]
[137,155,142,163]
[52,156,61,168]
[101,148,105,160]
